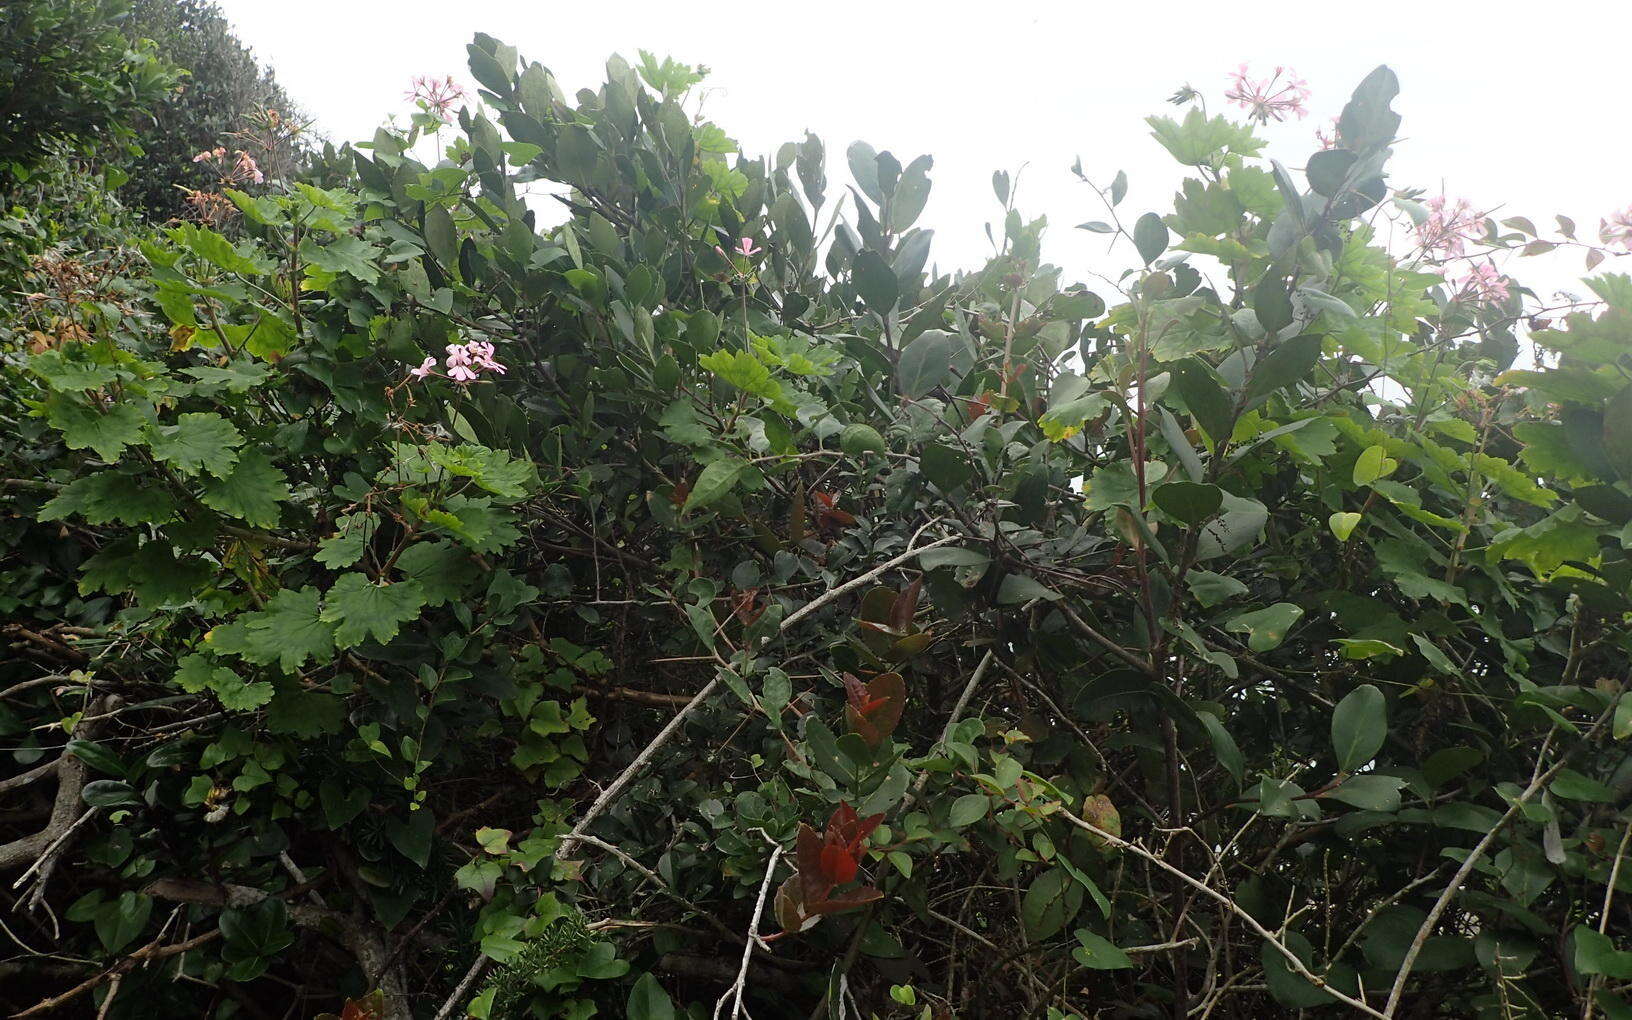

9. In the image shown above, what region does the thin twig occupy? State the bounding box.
[715,841,786,1020]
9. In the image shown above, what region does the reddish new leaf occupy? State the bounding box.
[889,577,922,633]
[844,671,906,747]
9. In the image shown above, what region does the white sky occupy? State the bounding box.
[214,0,1632,302]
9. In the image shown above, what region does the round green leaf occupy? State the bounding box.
[1153,480,1223,526]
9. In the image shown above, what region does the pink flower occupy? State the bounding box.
[1418,195,1486,257]
[434,341,507,385]
[1225,64,1310,124]
[408,357,438,381]
[715,237,762,263]
[1453,263,1510,306]
[406,74,467,123]
[466,340,507,374]
[1599,205,1632,250]
[232,150,264,185]
[1315,118,1340,151]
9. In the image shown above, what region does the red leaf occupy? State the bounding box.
[810,884,884,916]
[731,588,764,625]
[843,672,905,747]
[889,577,922,633]
[341,992,385,1020]
[796,823,830,904]
[826,803,884,850]
[820,842,858,884]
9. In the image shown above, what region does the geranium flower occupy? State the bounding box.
[233,150,265,185]
[408,357,438,380]
[466,340,507,374]
[1600,205,1632,250]
[1418,195,1486,257]
[406,74,467,123]
[714,237,762,263]
[1225,64,1310,123]
[1453,263,1510,306]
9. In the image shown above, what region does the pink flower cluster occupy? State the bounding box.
[1225,65,1310,124]
[408,341,507,385]
[1599,205,1632,250]
[406,75,467,123]
[1417,195,1486,257]
[1314,117,1340,151]
[191,146,264,185]
[1452,263,1510,306]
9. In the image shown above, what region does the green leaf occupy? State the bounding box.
[1577,928,1632,980]
[1196,494,1269,559]
[315,513,376,569]
[919,442,974,492]
[321,574,427,648]
[1167,361,1234,446]
[1551,768,1614,802]
[1306,148,1358,197]
[1133,212,1169,264]
[1337,66,1402,155]
[1327,774,1405,811]
[386,808,434,868]
[95,892,152,954]
[698,349,789,412]
[919,546,991,571]
[48,397,146,462]
[840,423,887,458]
[40,472,176,525]
[997,573,1059,605]
[1602,383,1632,482]
[1244,333,1323,406]
[949,793,989,828]
[201,449,289,529]
[627,972,676,1020]
[1153,481,1223,526]
[896,330,953,399]
[1253,271,1294,335]
[320,778,369,828]
[1328,512,1362,542]
[683,459,744,513]
[1187,570,1248,608]
[1021,868,1083,941]
[148,412,243,478]
[1227,603,1302,652]
[266,690,345,738]
[300,234,382,284]
[1332,684,1387,772]
[1352,445,1398,486]
[1072,929,1134,970]
[232,587,336,672]
[853,249,899,313]
[847,140,883,203]
[1196,710,1244,783]
[395,542,479,608]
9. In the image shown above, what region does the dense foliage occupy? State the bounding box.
[120,0,304,221]
[5,27,1632,1020]
[0,0,176,173]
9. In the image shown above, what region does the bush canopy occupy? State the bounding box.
[5,28,1632,1020]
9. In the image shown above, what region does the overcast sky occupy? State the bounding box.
[213,0,1631,300]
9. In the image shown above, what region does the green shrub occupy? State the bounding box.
[4,36,1632,1020]
[120,0,305,221]
[0,0,177,175]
